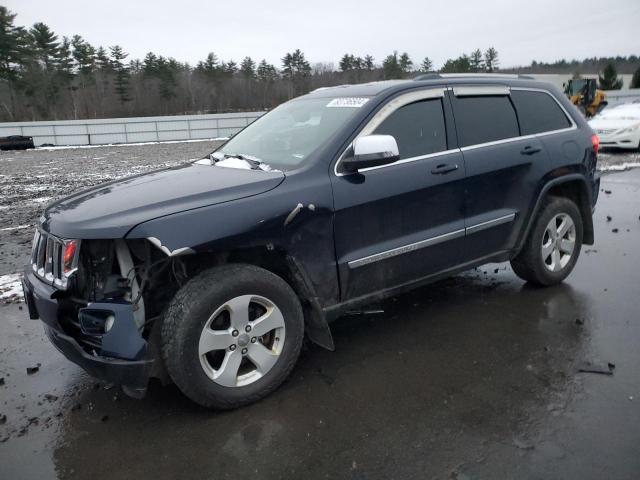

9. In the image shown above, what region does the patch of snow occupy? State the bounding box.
[215,157,252,170]
[32,197,52,204]
[23,185,51,192]
[598,162,640,172]
[37,137,229,151]
[0,224,32,232]
[0,273,23,302]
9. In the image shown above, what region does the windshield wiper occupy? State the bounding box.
[225,153,264,170]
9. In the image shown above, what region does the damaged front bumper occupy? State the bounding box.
[22,267,154,392]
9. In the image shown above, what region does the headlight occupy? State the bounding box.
[620,124,640,134]
[62,239,79,275]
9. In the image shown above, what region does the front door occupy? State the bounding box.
[331,89,466,301]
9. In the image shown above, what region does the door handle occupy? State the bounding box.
[431,163,459,175]
[520,145,542,155]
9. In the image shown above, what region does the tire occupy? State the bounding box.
[511,196,583,286]
[161,264,304,409]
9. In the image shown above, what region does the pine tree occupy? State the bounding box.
[440,55,472,73]
[95,47,111,71]
[143,52,158,76]
[257,59,278,107]
[399,52,413,74]
[598,62,623,90]
[470,49,484,72]
[71,35,96,75]
[281,49,310,98]
[339,54,354,72]
[240,56,256,79]
[109,45,131,103]
[484,47,499,72]
[29,22,60,69]
[382,51,403,79]
[256,60,277,83]
[0,5,31,109]
[363,55,375,71]
[156,56,177,101]
[223,60,237,76]
[631,66,640,89]
[420,57,433,73]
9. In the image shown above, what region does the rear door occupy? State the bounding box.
[449,86,550,261]
[331,88,466,301]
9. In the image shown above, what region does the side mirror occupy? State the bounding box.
[342,135,400,173]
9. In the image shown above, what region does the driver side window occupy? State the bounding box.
[373,99,447,160]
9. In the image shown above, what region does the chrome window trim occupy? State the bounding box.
[458,87,577,151]
[453,86,510,96]
[333,86,577,176]
[347,212,517,269]
[334,88,447,176]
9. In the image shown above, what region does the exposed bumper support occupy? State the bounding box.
[22,267,154,392]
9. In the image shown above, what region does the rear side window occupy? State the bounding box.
[452,95,519,147]
[511,90,571,135]
[373,99,447,159]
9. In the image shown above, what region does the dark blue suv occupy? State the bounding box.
[22,74,600,408]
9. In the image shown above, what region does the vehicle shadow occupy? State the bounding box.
[52,270,592,479]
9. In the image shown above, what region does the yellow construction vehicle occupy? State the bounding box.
[563,78,607,118]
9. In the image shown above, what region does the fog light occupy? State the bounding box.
[79,309,115,335]
[104,315,115,333]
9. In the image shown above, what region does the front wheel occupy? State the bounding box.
[511,197,583,286]
[161,264,304,409]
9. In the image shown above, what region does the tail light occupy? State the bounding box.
[591,134,600,155]
[63,239,78,274]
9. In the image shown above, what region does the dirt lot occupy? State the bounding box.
[1,142,640,479]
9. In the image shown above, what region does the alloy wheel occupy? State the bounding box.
[198,295,286,387]
[541,213,576,272]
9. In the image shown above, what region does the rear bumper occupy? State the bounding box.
[22,268,153,390]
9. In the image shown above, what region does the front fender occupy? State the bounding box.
[125,174,340,307]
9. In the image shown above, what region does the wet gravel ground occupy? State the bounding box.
[0,140,223,278]
[0,144,639,479]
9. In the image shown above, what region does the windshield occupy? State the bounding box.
[215,97,369,170]
[568,79,586,96]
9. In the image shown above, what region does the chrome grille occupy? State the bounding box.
[30,230,68,289]
[596,129,615,135]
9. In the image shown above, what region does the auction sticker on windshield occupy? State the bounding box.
[327,97,369,108]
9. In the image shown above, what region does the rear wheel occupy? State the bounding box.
[161,264,304,409]
[511,197,583,286]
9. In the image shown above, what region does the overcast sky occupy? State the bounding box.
[8,0,640,69]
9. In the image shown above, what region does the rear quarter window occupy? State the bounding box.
[452,95,519,147]
[511,90,572,135]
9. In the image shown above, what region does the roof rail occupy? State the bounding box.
[414,73,534,81]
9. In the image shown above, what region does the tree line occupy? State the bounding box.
[0,5,638,122]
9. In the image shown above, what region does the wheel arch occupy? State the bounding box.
[516,174,595,255]
[176,246,335,351]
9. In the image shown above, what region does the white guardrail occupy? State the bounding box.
[603,89,640,108]
[0,111,265,147]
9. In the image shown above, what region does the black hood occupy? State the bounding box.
[42,163,285,239]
